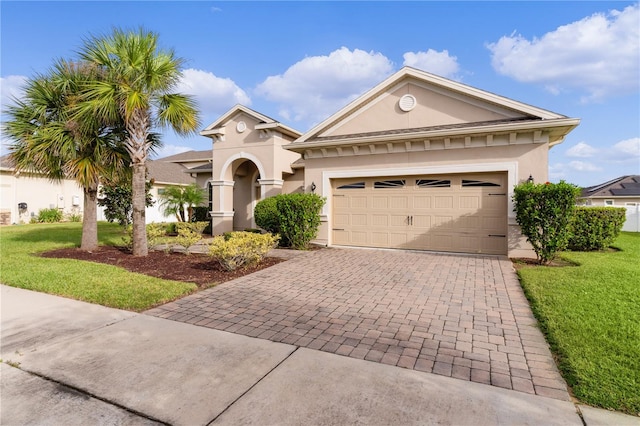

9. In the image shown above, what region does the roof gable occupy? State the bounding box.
[200,104,301,140]
[292,66,574,146]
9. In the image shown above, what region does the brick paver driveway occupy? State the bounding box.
[145,248,570,400]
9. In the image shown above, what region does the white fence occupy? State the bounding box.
[623,204,640,232]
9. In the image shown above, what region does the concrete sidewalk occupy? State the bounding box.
[1,285,638,426]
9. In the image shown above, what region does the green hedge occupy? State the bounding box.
[254,193,326,249]
[513,181,580,264]
[37,208,63,223]
[568,207,626,251]
[208,231,279,271]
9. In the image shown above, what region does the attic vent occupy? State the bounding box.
[399,94,416,112]
[236,121,247,133]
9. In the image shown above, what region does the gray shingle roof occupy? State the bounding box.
[146,160,195,185]
[581,175,640,198]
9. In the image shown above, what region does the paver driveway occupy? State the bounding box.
[145,248,570,400]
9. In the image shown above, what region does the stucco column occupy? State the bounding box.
[209,180,235,235]
[257,179,284,199]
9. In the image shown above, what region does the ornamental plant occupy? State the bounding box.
[513,181,580,264]
[568,207,626,251]
[208,231,279,271]
[255,193,326,249]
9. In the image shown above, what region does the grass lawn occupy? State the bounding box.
[0,222,196,311]
[517,232,640,415]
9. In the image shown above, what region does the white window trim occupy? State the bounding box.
[604,199,614,206]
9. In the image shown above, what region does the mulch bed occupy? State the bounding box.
[39,245,284,288]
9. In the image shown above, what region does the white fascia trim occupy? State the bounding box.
[258,179,284,186]
[209,180,235,187]
[210,211,235,218]
[321,161,519,244]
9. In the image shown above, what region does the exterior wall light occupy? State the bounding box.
[526,175,534,184]
[311,182,317,193]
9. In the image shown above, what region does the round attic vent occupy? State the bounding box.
[399,94,417,112]
[236,121,247,133]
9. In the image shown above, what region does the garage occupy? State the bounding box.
[332,172,508,255]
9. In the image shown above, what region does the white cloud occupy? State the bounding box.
[1,75,27,111]
[566,141,598,158]
[604,138,640,163]
[176,69,251,119]
[569,160,602,172]
[487,4,639,102]
[255,47,394,127]
[402,49,461,80]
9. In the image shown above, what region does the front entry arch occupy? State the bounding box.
[232,159,260,230]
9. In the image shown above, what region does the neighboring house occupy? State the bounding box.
[0,151,213,225]
[0,154,84,225]
[579,175,640,232]
[201,67,580,257]
[145,150,213,222]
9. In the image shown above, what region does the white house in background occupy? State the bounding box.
[0,152,213,225]
[579,175,640,232]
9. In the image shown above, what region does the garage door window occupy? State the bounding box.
[416,179,451,188]
[337,182,365,189]
[461,179,501,187]
[374,180,406,189]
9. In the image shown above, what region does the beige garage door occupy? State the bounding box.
[332,172,507,255]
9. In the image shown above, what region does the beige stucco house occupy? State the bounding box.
[202,67,580,257]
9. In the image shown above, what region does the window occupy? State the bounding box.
[462,179,501,187]
[416,179,450,188]
[374,180,406,189]
[337,182,365,189]
[605,199,614,206]
[157,188,166,195]
[625,202,637,206]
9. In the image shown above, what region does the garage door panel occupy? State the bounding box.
[372,197,388,209]
[390,215,408,227]
[372,215,388,226]
[434,196,454,209]
[351,231,368,244]
[412,215,431,229]
[413,196,431,209]
[351,196,368,209]
[389,196,409,209]
[371,232,389,246]
[333,230,350,245]
[459,196,480,210]
[334,214,351,226]
[352,214,367,226]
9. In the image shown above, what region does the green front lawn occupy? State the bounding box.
[0,222,196,311]
[517,232,640,415]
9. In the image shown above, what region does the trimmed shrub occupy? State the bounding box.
[37,208,63,223]
[208,231,279,271]
[123,222,168,251]
[568,207,626,251]
[513,181,580,264]
[276,193,326,249]
[254,196,282,239]
[192,206,212,235]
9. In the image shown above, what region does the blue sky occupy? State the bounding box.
[1,1,638,187]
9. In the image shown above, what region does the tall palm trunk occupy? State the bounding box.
[131,162,148,256]
[80,185,99,251]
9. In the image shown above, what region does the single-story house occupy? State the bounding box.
[579,175,640,232]
[201,66,580,257]
[0,151,213,225]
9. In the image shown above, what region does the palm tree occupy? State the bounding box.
[159,184,205,222]
[3,59,129,251]
[78,28,200,256]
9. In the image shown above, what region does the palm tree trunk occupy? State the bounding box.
[80,186,99,251]
[132,162,148,256]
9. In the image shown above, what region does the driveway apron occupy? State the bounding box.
[145,247,570,400]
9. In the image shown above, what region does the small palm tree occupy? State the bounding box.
[79,28,200,256]
[159,184,205,222]
[3,59,128,251]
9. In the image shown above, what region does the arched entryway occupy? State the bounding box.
[232,159,260,230]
